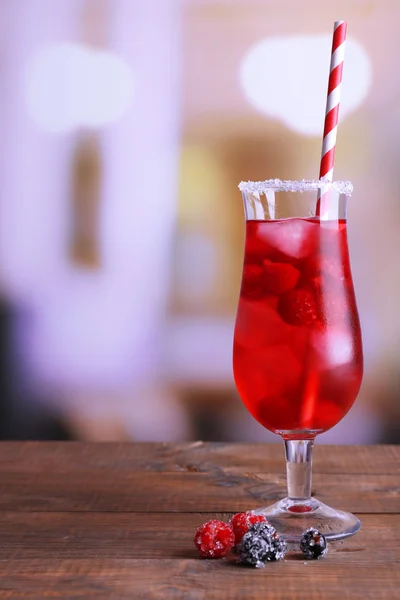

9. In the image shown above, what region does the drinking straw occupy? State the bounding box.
[302,22,347,428]
[317,21,347,216]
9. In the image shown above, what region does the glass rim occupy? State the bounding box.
[238,178,353,196]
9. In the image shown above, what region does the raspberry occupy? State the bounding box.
[278,288,318,326]
[194,520,235,558]
[230,512,268,546]
[241,264,264,300]
[262,259,300,295]
[300,527,328,560]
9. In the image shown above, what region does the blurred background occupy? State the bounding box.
[0,0,398,444]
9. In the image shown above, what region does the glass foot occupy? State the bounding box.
[254,497,360,542]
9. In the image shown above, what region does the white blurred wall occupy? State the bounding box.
[0,0,189,440]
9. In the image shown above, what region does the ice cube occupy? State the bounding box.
[234,297,291,348]
[318,364,362,410]
[311,328,354,368]
[258,219,318,261]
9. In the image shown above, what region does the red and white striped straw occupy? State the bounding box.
[319,21,347,182]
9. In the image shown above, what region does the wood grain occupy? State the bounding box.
[0,470,397,514]
[0,557,398,600]
[0,442,397,475]
[0,442,398,599]
[0,513,397,561]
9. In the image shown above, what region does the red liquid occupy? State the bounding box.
[233,218,363,438]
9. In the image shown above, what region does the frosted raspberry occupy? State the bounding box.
[230,512,268,546]
[194,520,235,558]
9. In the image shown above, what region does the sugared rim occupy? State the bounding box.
[238,178,353,195]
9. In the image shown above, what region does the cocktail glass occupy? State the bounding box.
[233,179,363,541]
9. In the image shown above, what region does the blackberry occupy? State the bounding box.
[249,521,277,539]
[249,522,287,561]
[267,531,287,561]
[300,528,328,560]
[238,531,270,568]
[239,522,287,566]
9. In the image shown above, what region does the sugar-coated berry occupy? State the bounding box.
[230,512,268,545]
[194,520,235,558]
[238,531,270,568]
[249,521,277,538]
[267,531,287,561]
[238,523,287,567]
[300,528,328,560]
[249,522,287,561]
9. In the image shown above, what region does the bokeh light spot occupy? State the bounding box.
[25,42,135,133]
[239,35,372,136]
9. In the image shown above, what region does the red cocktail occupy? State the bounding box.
[233,179,363,540]
[234,218,363,437]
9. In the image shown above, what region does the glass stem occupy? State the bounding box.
[284,439,314,501]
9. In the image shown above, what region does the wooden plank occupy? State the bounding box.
[0,443,398,475]
[0,512,397,561]
[0,443,397,599]
[0,556,398,600]
[0,470,397,513]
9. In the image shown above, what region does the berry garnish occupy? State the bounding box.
[238,523,286,567]
[238,531,270,568]
[230,512,268,546]
[267,531,287,561]
[194,520,235,558]
[249,522,287,561]
[246,521,276,539]
[278,288,318,326]
[262,259,300,295]
[300,527,328,560]
[241,264,264,300]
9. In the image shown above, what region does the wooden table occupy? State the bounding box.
[0,443,398,599]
